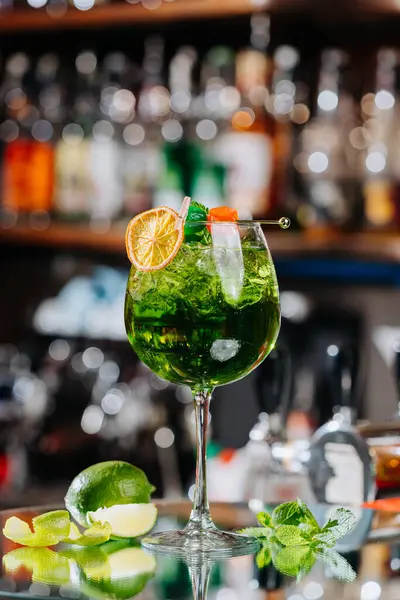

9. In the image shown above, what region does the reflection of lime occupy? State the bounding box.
[3,542,156,600]
[65,461,155,527]
[3,548,70,585]
[75,546,156,600]
[87,504,157,538]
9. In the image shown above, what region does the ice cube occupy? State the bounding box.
[210,339,241,362]
[211,223,244,304]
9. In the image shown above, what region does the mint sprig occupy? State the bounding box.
[239,499,356,550]
[239,498,357,582]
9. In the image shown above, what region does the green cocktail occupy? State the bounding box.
[124,208,282,559]
[125,242,280,389]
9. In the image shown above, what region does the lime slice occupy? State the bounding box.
[3,548,71,585]
[65,461,155,527]
[60,546,111,581]
[87,503,157,538]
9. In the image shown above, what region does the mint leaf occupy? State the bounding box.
[322,508,356,540]
[315,549,356,583]
[297,550,317,581]
[313,530,336,548]
[273,546,313,577]
[272,499,319,531]
[297,499,320,531]
[238,527,270,539]
[256,544,271,569]
[189,201,209,215]
[274,525,310,547]
[257,512,273,528]
[272,502,303,527]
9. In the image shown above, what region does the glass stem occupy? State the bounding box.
[187,389,215,531]
[188,560,212,600]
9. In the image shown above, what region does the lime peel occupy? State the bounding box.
[62,521,112,546]
[2,510,112,548]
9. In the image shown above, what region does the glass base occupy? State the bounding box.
[141,527,259,559]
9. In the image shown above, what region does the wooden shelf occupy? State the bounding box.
[0,222,127,253]
[0,0,278,33]
[0,0,397,33]
[2,222,400,263]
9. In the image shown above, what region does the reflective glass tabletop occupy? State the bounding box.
[0,501,399,600]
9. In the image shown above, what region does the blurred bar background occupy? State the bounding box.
[2,0,400,507]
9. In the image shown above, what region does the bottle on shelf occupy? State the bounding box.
[150,40,187,212]
[0,53,35,217]
[29,53,61,220]
[88,52,124,227]
[116,49,153,218]
[213,14,275,218]
[54,51,96,221]
[269,45,310,227]
[362,48,400,231]
[299,49,362,233]
[191,46,235,210]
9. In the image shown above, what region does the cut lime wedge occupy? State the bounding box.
[87,504,157,538]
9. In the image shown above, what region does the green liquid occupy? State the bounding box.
[125,242,280,388]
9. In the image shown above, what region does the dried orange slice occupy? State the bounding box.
[125,206,184,271]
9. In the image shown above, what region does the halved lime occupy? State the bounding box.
[87,503,157,538]
[64,461,155,527]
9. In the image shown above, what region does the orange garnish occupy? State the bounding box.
[208,207,238,223]
[125,206,184,271]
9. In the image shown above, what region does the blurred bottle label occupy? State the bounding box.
[88,138,123,220]
[236,50,269,95]
[122,145,153,216]
[55,139,90,217]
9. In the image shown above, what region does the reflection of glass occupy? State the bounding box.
[125,221,280,556]
[2,536,357,600]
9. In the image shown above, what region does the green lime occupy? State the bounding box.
[65,461,156,527]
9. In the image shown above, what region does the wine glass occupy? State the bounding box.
[125,220,280,557]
